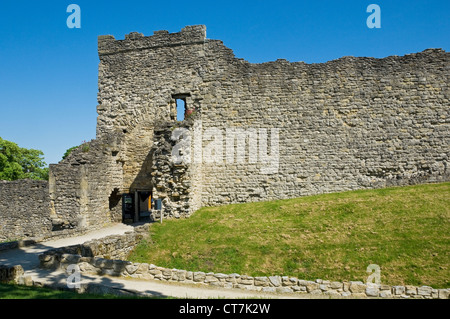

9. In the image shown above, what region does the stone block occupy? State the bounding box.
[393,286,405,295]
[239,275,254,285]
[18,275,33,287]
[193,271,206,282]
[330,281,343,290]
[305,281,320,292]
[78,261,97,274]
[276,287,293,294]
[177,270,187,281]
[319,284,329,291]
[349,281,367,294]
[438,289,450,299]
[254,276,270,287]
[262,287,277,293]
[125,264,139,275]
[61,254,81,265]
[269,276,281,287]
[209,281,224,288]
[205,274,219,283]
[365,285,379,297]
[309,289,323,295]
[0,265,24,284]
[149,267,162,276]
[214,273,228,281]
[282,276,298,286]
[136,263,149,275]
[162,268,172,279]
[417,286,433,296]
[405,285,417,296]
[325,290,340,296]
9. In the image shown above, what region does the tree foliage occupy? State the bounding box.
[0,137,49,181]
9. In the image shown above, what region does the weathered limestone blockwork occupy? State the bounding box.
[0,180,51,242]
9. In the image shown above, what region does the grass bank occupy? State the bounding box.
[128,182,450,288]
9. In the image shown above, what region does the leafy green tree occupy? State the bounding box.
[0,137,49,181]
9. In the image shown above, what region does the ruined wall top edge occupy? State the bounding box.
[97,24,448,65]
[98,25,207,56]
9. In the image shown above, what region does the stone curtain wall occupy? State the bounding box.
[0,180,51,242]
[197,45,450,206]
[96,25,449,216]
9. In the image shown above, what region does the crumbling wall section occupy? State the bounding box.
[151,123,186,218]
[48,132,124,235]
[151,115,202,218]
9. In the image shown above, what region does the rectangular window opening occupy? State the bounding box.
[176,98,186,121]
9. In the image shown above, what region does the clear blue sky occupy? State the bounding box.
[0,0,448,165]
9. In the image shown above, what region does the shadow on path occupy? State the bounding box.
[0,223,169,298]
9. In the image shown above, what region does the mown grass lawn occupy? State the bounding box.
[128,182,450,288]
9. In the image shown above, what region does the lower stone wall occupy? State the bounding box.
[0,179,52,242]
[40,224,149,263]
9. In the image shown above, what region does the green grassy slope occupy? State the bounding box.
[128,182,450,288]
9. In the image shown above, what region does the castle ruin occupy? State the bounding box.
[1,25,449,241]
